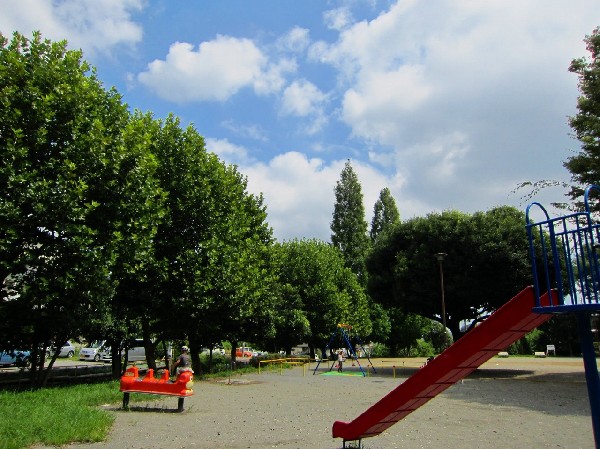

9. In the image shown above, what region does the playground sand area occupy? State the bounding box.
[40,356,594,449]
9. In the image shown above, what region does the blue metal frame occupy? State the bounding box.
[525,185,600,447]
[312,325,376,377]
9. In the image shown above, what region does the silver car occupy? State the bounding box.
[100,339,147,362]
[79,340,107,362]
[49,341,76,358]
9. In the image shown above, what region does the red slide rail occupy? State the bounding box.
[332,286,553,443]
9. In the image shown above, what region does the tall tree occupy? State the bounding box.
[331,160,370,286]
[370,187,401,241]
[0,32,132,385]
[103,111,166,377]
[565,27,600,212]
[149,115,276,371]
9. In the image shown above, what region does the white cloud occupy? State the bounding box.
[342,66,433,142]
[323,7,354,31]
[239,152,338,241]
[138,36,266,103]
[138,35,298,103]
[205,138,253,166]
[277,27,310,53]
[314,0,599,214]
[0,0,143,55]
[253,57,297,96]
[280,79,328,134]
[281,80,326,116]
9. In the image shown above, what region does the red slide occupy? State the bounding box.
[332,286,553,443]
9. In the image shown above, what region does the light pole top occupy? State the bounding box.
[434,252,447,261]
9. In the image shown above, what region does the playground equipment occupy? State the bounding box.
[526,184,600,446]
[120,365,194,412]
[332,287,553,447]
[313,323,376,377]
[331,185,600,448]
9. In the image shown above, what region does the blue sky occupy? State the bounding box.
[2,1,599,241]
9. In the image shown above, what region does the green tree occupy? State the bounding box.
[367,207,532,341]
[0,32,132,385]
[385,308,431,356]
[331,160,370,287]
[565,27,600,212]
[102,111,166,377]
[268,282,310,355]
[149,115,276,371]
[274,239,371,358]
[370,187,400,241]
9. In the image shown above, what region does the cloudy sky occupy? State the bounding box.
[1,0,599,241]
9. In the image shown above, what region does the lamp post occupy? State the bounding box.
[434,253,448,350]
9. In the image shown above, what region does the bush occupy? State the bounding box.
[508,328,543,355]
[409,339,436,357]
[370,343,390,357]
[199,353,230,374]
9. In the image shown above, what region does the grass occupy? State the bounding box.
[0,380,160,449]
[0,360,295,449]
[0,364,269,449]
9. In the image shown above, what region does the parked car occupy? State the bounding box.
[201,346,225,356]
[48,341,76,358]
[79,340,108,362]
[100,339,146,362]
[236,347,254,358]
[0,350,31,367]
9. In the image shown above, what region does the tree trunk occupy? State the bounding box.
[231,340,238,369]
[142,320,156,370]
[110,343,122,379]
[190,340,202,376]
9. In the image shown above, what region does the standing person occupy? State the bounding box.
[172,345,192,374]
[337,350,344,373]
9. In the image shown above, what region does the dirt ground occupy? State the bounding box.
[34,356,596,449]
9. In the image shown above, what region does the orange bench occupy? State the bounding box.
[120,365,194,412]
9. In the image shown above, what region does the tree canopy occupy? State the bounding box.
[0,32,277,382]
[0,32,134,382]
[367,206,533,340]
[273,239,371,357]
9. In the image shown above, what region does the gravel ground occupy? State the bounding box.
[34,357,595,449]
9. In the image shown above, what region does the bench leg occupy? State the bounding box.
[177,397,185,412]
[122,392,130,410]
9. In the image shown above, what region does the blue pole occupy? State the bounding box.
[577,312,600,448]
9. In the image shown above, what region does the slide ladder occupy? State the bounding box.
[332,286,552,445]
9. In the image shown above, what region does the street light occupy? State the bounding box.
[434,253,448,350]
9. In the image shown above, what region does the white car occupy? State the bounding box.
[201,346,225,356]
[50,341,76,358]
[100,339,146,362]
[79,340,107,362]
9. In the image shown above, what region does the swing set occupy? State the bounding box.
[312,323,376,376]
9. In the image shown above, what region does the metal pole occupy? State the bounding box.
[435,253,448,350]
[577,313,600,448]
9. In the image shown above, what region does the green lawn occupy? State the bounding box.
[0,380,147,449]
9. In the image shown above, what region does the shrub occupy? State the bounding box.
[410,339,435,357]
[370,343,390,357]
[199,353,230,373]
